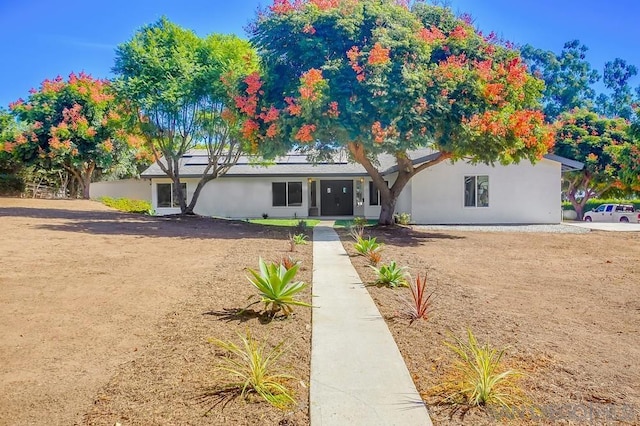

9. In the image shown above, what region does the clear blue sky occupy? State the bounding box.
[1,0,639,109]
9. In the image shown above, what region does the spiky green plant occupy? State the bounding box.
[247,258,311,316]
[354,236,382,256]
[369,260,408,288]
[210,330,296,409]
[348,223,365,241]
[443,329,523,410]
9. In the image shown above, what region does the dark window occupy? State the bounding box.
[288,182,303,206]
[157,182,186,208]
[605,205,614,212]
[272,182,287,206]
[464,176,489,207]
[310,180,317,207]
[273,182,303,207]
[369,181,387,206]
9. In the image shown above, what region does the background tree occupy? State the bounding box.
[554,108,638,219]
[113,17,258,214]
[520,40,600,121]
[8,73,143,198]
[242,0,553,224]
[595,58,638,120]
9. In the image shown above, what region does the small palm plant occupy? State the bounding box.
[370,260,408,288]
[443,329,523,410]
[247,258,311,317]
[402,272,434,323]
[354,236,383,256]
[210,330,296,409]
[288,233,308,251]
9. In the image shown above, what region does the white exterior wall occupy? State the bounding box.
[361,174,412,220]
[90,179,151,201]
[410,159,562,224]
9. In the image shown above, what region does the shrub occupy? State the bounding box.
[98,196,152,214]
[370,260,408,288]
[562,198,640,212]
[353,216,368,226]
[441,329,523,410]
[210,330,296,409]
[262,212,269,219]
[0,174,24,195]
[247,258,311,317]
[402,273,434,323]
[354,236,382,256]
[394,212,412,225]
[348,223,365,241]
[288,233,308,251]
[279,255,300,271]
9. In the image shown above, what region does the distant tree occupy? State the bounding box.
[0,108,20,172]
[595,58,638,120]
[520,40,600,121]
[554,108,639,219]
[241,0,553,224]
[7,73,143,198]
[113,17,258,214]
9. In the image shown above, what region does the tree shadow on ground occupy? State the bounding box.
[336,225,465,247]
[203,307,281,325]
[0,206,292,241]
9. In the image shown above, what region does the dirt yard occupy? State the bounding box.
[342,226,640,425]
[0,198,312,426]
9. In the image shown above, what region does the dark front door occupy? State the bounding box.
[320,180,353,216]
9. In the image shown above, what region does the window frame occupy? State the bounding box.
[157,182,187,208]
[272,181,304,207]
[463,175,489,208]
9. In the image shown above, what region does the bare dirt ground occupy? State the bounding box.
[342,226,640,425]
[0,198,311,426]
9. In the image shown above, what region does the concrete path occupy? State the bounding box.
[310,223,432,426]
[565,221,640,232]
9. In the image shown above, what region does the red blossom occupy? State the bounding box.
[295,124,316,143]
[450,25,468,40]
[368,43,391,65]
[327,101,340,118]
[285,97,302,116]
[419,26,446,44]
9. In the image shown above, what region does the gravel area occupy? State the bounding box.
[412,223,590,233]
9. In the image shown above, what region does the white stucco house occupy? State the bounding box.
[138,149,582,224]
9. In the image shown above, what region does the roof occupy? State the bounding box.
[140,149,583,178]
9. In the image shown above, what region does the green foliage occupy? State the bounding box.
[348,223,365,242]
[354,236,383,256]
[291,233,308,245]
[402,273,434,324]
[0,174,24,195]
[394,212,412,225]
[596,58,638,120]
[113,17,259,213]
[245,0,552,225]
[562,198,640,212]
[246,258,311,317]
[98,196,153,214]
[441,329,523,410]
[369,260,408,288]
[334,219,377,228]
[210,330,296,409]
[353,217,368,226]
[554,108,640,217]
[520,40,599,120]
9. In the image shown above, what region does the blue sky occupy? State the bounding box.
[1,0,639,109]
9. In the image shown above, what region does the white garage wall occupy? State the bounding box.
[410,159,562,224]
[90,179,151,201]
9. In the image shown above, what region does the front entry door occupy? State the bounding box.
[320,180,353,216]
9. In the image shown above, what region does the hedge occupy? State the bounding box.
[562,199,640,212]
[0,174,24,195]
[98,197,153,214]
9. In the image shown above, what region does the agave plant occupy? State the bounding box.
[210,330,297,409]
[354,236,383,256]
[443,329,523,410]
[247,258,311,317]
[370,260,408,288]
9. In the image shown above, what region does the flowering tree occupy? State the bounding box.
[8,73,144,198]
[241,0,553,224]
[113,17,258,214]
[554,108,639,219]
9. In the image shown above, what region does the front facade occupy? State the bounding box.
[142,151,581,224]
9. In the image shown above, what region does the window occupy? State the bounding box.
[272,182,303,207]
[157,182,187,208]
[369,181,388,206]
[605,205,614,212]
[464,176,489,207]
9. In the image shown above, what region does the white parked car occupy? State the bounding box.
[583,204,640,223]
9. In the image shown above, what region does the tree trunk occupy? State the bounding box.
[378,194,398,225]
[184,174,214,215]
[79,162,95,199]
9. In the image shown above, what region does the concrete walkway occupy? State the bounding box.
[310,223,432,426]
